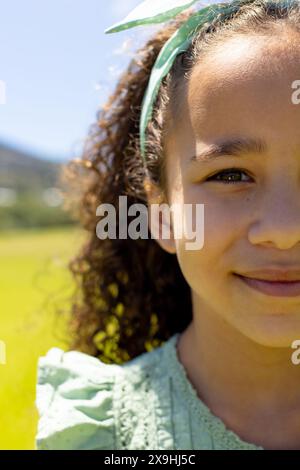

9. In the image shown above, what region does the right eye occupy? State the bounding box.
[205,168,253,185]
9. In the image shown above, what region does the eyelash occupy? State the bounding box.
[205,168,253,184]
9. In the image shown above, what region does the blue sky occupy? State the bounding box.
[0,0,156,161]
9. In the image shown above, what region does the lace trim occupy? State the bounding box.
[114,361,158,450]
[165,333,264,450]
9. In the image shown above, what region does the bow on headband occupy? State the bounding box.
[105,0,237,164]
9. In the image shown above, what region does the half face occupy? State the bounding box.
[146,31,300,347]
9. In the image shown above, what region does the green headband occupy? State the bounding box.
[104,0,239,164]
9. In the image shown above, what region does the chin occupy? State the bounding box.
[234,315,300,348]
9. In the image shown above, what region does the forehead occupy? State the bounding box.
[168,33,300,147]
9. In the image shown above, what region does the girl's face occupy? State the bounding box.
[150,32,300,347]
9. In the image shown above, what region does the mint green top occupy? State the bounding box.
[35,332,264,450]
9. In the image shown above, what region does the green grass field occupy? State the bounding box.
[0,226,86,449]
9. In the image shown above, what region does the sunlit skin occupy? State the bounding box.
[144,32,300,449]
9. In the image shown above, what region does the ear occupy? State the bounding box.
[143,177,176,255]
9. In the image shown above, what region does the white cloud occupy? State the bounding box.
[113,37,135,57]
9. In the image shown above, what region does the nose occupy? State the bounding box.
[248,183,300,250]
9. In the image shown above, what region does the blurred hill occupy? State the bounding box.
[0,144,60,191]
[0,143,76,230]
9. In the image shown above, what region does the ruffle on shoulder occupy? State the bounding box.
[35,347,119,450]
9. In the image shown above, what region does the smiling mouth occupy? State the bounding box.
[234,274,300,297]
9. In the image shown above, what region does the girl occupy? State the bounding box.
[35,0,300,450]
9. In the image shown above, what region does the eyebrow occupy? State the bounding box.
[189,137,267,163]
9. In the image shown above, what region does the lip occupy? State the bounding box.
[235,268,300,282]
[235,273,300,297]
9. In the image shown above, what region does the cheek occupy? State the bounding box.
[173,199,242,293]
[186,185,252,244]
[205,201,246,252]
[175,241,227,302]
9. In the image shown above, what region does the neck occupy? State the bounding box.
[177,293,300,448]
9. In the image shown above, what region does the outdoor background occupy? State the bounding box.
[0,0,157,449]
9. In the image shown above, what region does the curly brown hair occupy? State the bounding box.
[60,0,300,364]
